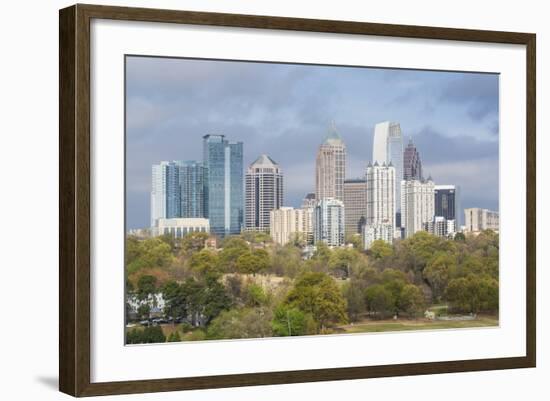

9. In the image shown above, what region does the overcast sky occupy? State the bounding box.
[126,56,499,229]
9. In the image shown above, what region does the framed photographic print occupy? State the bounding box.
[59,4,536,397]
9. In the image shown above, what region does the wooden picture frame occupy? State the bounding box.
[59,3,536,397]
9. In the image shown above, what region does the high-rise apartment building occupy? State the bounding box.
[203,134,243,237]
[245,154,283,232]
[315,124,346,202]
[302,193,317,209]
[434,185,461,225]
[313,197,345,247]
[403,138,423,181]
[363,224,394,250]
[150,160,206,227]
[464,208,499,232]
[365,162,395,229]
[343,178,367,235]
[401,178,435,238]
[270,207,313,246]
[372,121,403,225]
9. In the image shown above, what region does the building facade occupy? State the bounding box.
[464,208,499,232]
[151,160,206,227]
[313,198,345,247]
[424,216,456,238]
[434,185,460,225]
[363,224,394,250]
[372,121,403,224]
[343,178,367,235]
[153,218,210,238]
[365,162,395,229]
[245,154,283,232]
[401,178,435,238]
[403,138,423,181]
[269,207,313,246]
[315,124,346,202]
[203,134,244,237]
[302,192,317,209]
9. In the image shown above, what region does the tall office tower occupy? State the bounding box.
[203,134,244,237]
[372,121,403,226]
[403,138,423,181]
[365,162,395,229]
[464,208,499,233]
[270,207,313,246]
[245,154,283,232]
[302,193,317,209]
[343,178,367,235]
[401,178,435,238]
[315,123,346,202]
[179,161,206,218]
[313,197,345,247]
[434,185,460,224]
[151,160,206,228]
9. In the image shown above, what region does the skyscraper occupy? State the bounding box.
[203,134,243,237]
[179,161,206,218]
[302,192,317,209]
[151,160,207,228]
[401,178,435,238]
[245,154,283,232]
[315,123,346,202]
[343,178,367,235]
[434,185,460,224]
[313,198,345,247]
[372,121,403,226]
[365,162,395,229]
[403,138,423,181]
[270,207,313,246]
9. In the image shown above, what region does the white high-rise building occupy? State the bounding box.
[372,121,404,226]
[363,224,394,250]
[366,162,395,228]
[245,154,283,232]
[424,216,456,238]
[401,178,435,238]
[270,207,313,246]
[315,123,346,202]
[313,198,345,247]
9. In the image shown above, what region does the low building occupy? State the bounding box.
[153,218,210,238]
[424,216,456,238]
[363,224,394,250]
[464,208,499,232]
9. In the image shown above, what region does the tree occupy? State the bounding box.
[454,232,466,242]
[364,284,394,318]
[126,326,166,344]
[271,245,303,277]
[137,303,151,320]
[162,280,186,319]
[201,277,232,325]
[369,240,393,260]
[343,280,366,322]
[244,283,268,307]
[272,305,316,336]
[180,232,209,254]
[284,272,348,330]
[207,307,273,339]
[329,248,358,278]
[345,233,364,250]
[236,249,270,275]
[219,237,249,272]
[424,251,455,301]
[137,275,157,301]
[189,249,221,278]
[399,284,426,317]
[126,238,174,274]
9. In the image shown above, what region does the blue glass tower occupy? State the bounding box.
[179,161,206,218]
[203,134,244,237]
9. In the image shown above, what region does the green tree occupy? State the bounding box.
[284,272,348,330]
[137,275,157,301]
[364,284,394,318]
[329,248,358,278]
[424,251,455,301]
[369,240,393,260]
[126,238,174,274]
[236,249,270,275]
[201,277,232,325]
[345,233,364,250]
[167,331,182,342]
[207,307,273,339]
[180,232,209,254]
[162,280,186,319]
[137,303,151,320]
[342,280,366,322]
[272,305,316,336]
[244,283,268,307]
[399,284,426,317]
[189,249,221,278]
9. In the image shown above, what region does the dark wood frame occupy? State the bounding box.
[59,3,536,397]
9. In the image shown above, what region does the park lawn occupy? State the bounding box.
[339,315,499,334]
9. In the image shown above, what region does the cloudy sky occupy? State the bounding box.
[126,56,499,230]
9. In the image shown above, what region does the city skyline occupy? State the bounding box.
[126,56,499,230]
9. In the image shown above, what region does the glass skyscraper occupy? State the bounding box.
[150,160,206,227]
[203,134,244,237]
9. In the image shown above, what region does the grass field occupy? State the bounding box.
[338,315,499,334]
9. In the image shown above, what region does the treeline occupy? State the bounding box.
[125,229,498,342]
